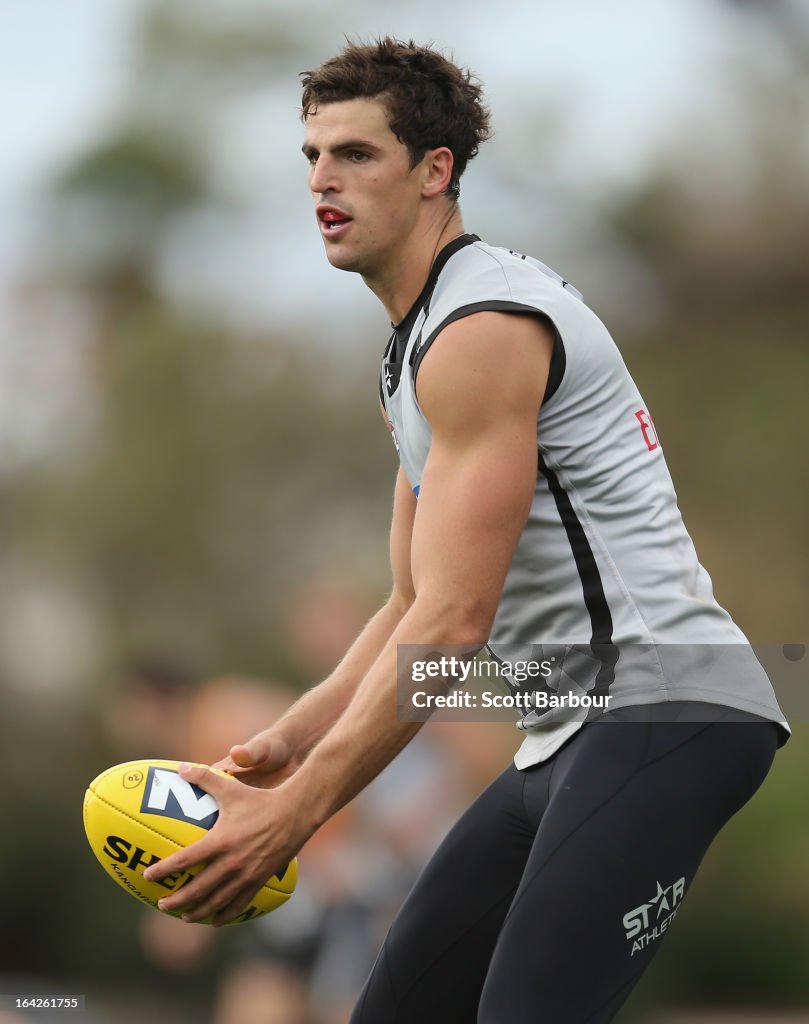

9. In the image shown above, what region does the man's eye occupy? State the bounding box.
[349,151,369,162]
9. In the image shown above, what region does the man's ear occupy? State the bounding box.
[421,147,455,198]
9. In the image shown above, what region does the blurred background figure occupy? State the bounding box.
[213,961,309,1024]
[103,657,198,760]
[283,574,373,681]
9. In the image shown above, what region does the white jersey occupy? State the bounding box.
[380,234,789,766]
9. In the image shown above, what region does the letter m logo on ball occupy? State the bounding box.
[140,767,220,831]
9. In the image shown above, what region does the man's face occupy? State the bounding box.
[302,98,425,276]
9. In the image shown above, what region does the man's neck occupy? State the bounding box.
[364,206,466,325]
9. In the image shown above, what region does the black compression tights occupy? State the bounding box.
[350,708,779,1024]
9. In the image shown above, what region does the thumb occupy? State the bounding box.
[229,734,291,771]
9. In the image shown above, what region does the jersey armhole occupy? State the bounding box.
[411,300,566,406]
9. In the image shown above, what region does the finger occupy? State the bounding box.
[228,741,265,769]
[212,882,265,927]
[156,859,233,915]
[143,834,216,884]
[230,735,290,771]
[177,872,247,924]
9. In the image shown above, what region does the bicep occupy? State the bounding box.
[410,421,537,634]
[409,312,553,633]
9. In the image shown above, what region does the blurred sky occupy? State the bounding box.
[0,0,804,439]
[1,0,796,275]
[0,2,702,183]
[0,0,791,200]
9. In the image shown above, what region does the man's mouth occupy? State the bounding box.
[318,208,353,234]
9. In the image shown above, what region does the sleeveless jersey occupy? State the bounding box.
[380,234,789,766]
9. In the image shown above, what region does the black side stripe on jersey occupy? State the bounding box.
[536,448,622,712]
[411,300,566,405]
[536,448,614,646]
[536,448,618,707]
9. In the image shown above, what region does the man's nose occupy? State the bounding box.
[309,154,339,195]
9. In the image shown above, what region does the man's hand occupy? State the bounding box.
[142,762,314,926]
[213,730,300,789]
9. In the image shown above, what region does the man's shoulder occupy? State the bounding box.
[468,240,583,298]
[440,237,541,281]
[426,238,585,330]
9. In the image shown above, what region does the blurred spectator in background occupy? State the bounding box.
[103,657,198,762]
[282,573,374,681]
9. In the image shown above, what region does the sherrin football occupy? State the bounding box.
[83,759,297,925]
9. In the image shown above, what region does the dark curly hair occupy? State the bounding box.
[300,37,491,200]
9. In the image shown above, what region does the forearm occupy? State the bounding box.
[282,601,484,828]
[270,595,412,760]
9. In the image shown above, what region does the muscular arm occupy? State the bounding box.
[147,311,552,923]
[285,312,552,821]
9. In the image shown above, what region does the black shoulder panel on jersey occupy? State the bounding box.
[411,300,567,405]
[380,329,396,403]
[544,329,566,404]
[383,235,480,401]
[393,233,480,343]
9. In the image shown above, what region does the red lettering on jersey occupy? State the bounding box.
[635,410,659,451]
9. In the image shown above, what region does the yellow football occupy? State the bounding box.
[83,759,297,925]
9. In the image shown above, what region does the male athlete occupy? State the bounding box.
[146,38,789,1022]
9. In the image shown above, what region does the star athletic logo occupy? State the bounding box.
[622,876,686,956]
